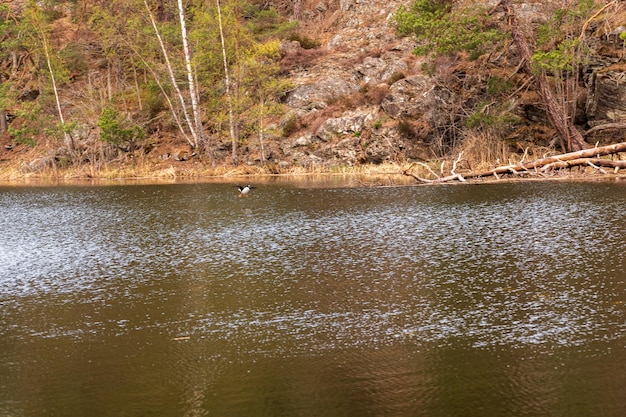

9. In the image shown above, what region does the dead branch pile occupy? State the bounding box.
[403,142,626,184]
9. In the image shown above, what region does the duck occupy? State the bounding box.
[235,184,254,197]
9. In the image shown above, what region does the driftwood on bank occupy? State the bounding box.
[403,142,626,184]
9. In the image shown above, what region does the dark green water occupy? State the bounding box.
[1,179,625,416]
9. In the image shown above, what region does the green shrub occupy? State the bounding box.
[60,43,88,78]
[247,7,297,39]
[281,114,299,137]
[141,81,166,119]
[393,0,505,59]
[7,102,49,146]
[287,33,320,49]
[531,39,580,73]
[8,125,37,146]
[486,76,513,96]
[98,106,144,148]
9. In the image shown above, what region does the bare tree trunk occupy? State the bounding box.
[132,63,143,112]
[39,27,73,150]
[404,142,626,183]
[127,42,193,147]
[216,0,238,165]
[0,110,7,133]
[177,0,205,150]
[0,77,6,133]
[143,0,198,148]
[501,0,586,152]
[258,96,266,163]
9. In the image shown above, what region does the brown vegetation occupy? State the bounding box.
[2,0,626,182]
[404,142,626,184]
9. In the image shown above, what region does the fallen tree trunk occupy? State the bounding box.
[541,158,626,172]
[403,142,626,183]
[470,142,626,177]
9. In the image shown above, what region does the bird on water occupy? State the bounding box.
[235,184,254,197]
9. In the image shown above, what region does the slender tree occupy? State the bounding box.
[215,0,238,164]
[177,0,205,150]
[241,40,289,163]
[23,1,73,149]
[143,0,199,148]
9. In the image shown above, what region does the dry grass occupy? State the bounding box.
[452,131,558,172]
[455,131,515,171]
[279,48,326,74]
[0,154,414,183]
[1,133,619,184]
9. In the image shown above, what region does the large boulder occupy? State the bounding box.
[585,64,626,127]
[381,75,454,124]
[314,109,374,141]
[284,76,360,111]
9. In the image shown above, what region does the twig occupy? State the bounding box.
[579,1,617,41]
[450,152,466,182]
[587,160,607,174]
[418,162,441,179]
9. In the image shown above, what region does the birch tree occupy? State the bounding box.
[90,0,191,147]
[177,0,206,150]
[23,1,73,149]
[215,0,238,164]
[142,0,199,148]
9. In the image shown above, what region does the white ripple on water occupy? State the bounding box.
[1,183,625,356]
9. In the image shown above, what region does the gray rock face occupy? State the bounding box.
[586,68,626,127]
[275,0,626,167]
[314,110,374,141]
[381,75,454,130]
[285,76,360,111]
[354,53,409,84]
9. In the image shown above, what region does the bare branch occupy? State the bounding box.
[402,142,626,183]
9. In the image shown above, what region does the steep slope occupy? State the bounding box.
[2,0,626,177]
[270,0,626,170]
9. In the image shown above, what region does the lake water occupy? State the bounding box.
[1,178,625,417]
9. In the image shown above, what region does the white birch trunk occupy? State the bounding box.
[143,0,198,148]
[131,46,191,146]
[216,0,238,165]
[40,29,72,149]
[177,0,205,149]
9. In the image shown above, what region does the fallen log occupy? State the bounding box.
[404,142,626,183]
[541,158,626,172]
[471,142,626,177]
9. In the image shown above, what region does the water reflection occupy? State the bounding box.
[1,180,625,416]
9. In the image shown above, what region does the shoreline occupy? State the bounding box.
[1,162,624,188]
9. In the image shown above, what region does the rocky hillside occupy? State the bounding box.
[271,0,626,170]
[274,0,425,168]
[2,0,626,176]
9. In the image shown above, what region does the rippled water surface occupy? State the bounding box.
[1,179,625,416]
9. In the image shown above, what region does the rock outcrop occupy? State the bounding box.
[270,0,626,167]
